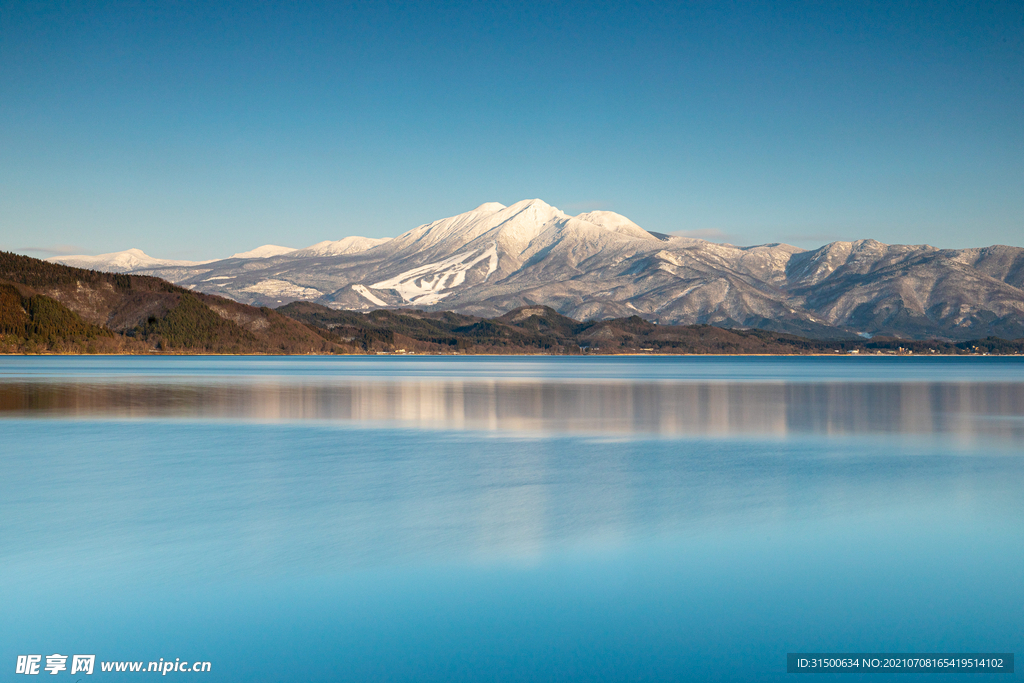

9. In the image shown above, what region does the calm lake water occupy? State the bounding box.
[1,356,1021,681]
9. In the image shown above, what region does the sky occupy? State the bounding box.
[1,0,1021,260]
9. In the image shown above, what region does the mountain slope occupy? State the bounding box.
[0,251,342,353]
[293,236,392,257]
[785,241,1024,339]
[277,302,1024,355]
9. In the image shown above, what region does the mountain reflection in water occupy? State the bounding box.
[1,378,1022,440]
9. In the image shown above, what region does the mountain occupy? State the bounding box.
[293,236,392,257]
[48,243,300,271]
[49,200,1024,340]
[229,245,297,259]
[47,248,213,272]
[1,251,342,354]
[4,250,1021,356]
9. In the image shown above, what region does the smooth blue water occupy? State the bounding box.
[1,357,1022,681]
[1,354,1021,383]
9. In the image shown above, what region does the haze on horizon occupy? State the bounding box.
[1,0,1021,260]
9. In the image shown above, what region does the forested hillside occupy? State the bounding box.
[0,251,341,353]
[278,302,1024,356]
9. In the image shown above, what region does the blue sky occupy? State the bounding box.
[1,0,1021,259]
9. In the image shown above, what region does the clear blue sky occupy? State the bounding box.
[2,0,1021,259]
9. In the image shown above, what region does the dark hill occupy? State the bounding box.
[0,251,342,354]
[276,302,1024,355]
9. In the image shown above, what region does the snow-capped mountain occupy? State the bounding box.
[229,245,297,259]
[47,238,382,272]
[49,199,1024,340]
[46,248,213,272]
[292,236,392,257]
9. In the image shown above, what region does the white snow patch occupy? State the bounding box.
[230,245,297,259]
[203,276,236,281]
[352,284,388,306]
[294,236,392,257]
[371,243,498,305]
[239,279,322,299]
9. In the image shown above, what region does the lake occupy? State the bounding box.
[1,356,1021,681]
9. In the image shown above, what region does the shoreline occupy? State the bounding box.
[1,351,1019,358]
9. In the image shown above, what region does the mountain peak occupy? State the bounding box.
[293,236,392,257]
[47,248,211,273]
[505,198,562,214]
[574,211,656,240]
[471,202,507,213]
[230,245,297,259]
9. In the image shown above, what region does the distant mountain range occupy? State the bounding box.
[49,199,1024,340]
[4,251,1022,356]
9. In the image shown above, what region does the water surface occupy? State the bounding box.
[1,357,1021,681]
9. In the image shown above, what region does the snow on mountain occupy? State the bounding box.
[574,211,657,240]
[352,284,387,306]
[379,201,518,254]
[229,245,297,259]
[293,236,392,257]
[239,279,322,298]
[371,242,499,305]
[47,248,211,273]
[62,199,1024,340]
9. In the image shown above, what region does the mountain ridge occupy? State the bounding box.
[45,199,1024,341]
[4,251,1022,355]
